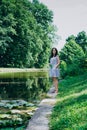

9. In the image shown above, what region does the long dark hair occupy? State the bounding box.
[49,47,58,62]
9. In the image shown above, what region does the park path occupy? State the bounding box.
[26,87,57,130]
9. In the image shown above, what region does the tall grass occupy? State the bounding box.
[50,73,87,130]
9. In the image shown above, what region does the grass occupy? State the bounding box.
[50,72,87,130]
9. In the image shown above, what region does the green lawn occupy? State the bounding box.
[50,73,87,130]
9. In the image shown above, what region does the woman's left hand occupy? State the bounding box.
[55,65,58,68]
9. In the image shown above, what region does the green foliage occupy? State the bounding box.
[0,99,36,128]
[75,31,87,53]
[0,0,56,68]
[59,31,87,78]
[66,35,76,42]
[60,39,85,77]
[75,31,87,69]
[58,72,87,97]
[50,73,87,130]
[60,40,85,64]
[59,60,67,78]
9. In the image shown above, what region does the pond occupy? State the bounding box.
[0,70,50,130]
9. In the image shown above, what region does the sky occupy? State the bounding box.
[39,0,87,51]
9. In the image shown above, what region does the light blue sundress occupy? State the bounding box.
[49,56,60,77]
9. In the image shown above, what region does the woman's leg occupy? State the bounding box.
[52,77,58,93]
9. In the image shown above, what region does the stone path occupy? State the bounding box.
[26,87,57,130]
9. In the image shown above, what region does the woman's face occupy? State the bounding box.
[52,48,56,56]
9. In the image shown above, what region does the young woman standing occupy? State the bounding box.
[49,47,60,93]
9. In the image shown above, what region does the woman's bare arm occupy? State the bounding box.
[55,56,60,68]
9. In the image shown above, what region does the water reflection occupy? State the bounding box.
[0,71,49,102]
[0,71,50,129]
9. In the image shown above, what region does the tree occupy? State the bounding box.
[29,0,56,67]
[66,35,76,42]
[0,0,17,65]
[0,0,56,68]
[75,31,87,53]
[60,39,85,76]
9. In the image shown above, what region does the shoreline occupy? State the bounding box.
[0,68,48,73]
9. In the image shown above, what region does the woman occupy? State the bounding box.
[49,47,60,93]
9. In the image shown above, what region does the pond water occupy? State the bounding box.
[0,71,49,101]
[0,70,50,130]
